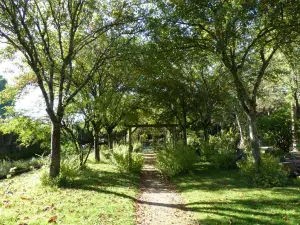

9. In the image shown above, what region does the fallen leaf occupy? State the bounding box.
[4,203,12,208]
[21,196,31,201]
[48,216,57,223]
[44,203,55,211]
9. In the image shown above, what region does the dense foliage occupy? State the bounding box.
[111,145,144,173]
[257,110,292,153]
[156,143,199,177]
[201,131,239,169]
[237,154,289,187]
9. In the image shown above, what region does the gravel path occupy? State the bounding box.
[135,153,196,225]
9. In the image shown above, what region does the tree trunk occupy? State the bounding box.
[182,109,187,145]
[203,125,209,142]
[247,113,261,169]
[291,101,297,152]
[94,130,100,162]
[291,69,299,152]
[49,121,61,178]
[107,132,114,151]
[128,128,133,170]
[236,113,245,148]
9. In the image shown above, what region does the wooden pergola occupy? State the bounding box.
[126,124,179,169]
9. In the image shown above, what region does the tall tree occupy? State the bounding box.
[0,0,134,177]
[150,0,300,169]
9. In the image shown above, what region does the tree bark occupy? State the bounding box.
[94,130,100,162]
[291,101,297,152]
[236,113,245,148]
[182,107,188,145]
[107,132,114,151]
[49,121,61,178]
[128,128,133,170]
[203,125,209,142]
[247,112,261,169]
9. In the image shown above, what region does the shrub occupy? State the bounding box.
[0,156,45,177]
[257,109,292,153]
[100,145,111,161]
[237,154,289,187]
[40,155,81,187]
[133,142,142,152]
[200,131,238,169]
[111,144,144,173]
[156,143,199,177]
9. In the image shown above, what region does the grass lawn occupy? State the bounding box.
[0,160,140,225]
[173,163,300,225]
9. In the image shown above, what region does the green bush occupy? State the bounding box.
[156,143,199,177]
[200,131,238,169]
[111,144,144,173]
[257,109,292,153]
[133,142,142,152]
[100,145,111,161]
[237,154,289,187]
[40,155,81,187]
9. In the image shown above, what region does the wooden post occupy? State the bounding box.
[128,127,133,170]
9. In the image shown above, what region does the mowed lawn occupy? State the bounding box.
[0,161,140,225]
[173,163,300,225]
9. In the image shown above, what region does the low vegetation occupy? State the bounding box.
[200,131,239,169]
[156,143,199,177]
[0,157,45,178]
[0,160,140,225]
[237,154,290,187]
[111,144,144,173]
[172,162,300,225]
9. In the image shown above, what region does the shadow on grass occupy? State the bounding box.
[185,198,300,225]
[59,162,300,225]
[172,162,300,225]
[173,162,300,192]
[62,166,140,190]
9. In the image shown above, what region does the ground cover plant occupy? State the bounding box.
[172,162,300,225]
[0,160,140,225]
[0,157,45,178]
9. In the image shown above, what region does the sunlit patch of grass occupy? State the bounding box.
[173,162,300,225]
[0,160,140,225]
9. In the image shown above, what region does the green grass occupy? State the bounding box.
[172,162,300,225]
[0,160,140,225]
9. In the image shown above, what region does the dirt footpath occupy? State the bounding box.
[135,153,196,225]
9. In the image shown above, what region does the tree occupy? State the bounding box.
[0,0,135,177]
[73,44,141,160]
[150,0,300,169]
[0,75,12,117]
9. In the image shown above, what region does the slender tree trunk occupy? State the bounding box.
[128,128,133,170]
[203,125,209,142]
[182,109,187,145]
[107,132,114,150]
[94,130,100,162]
[247,112,261,169]
[236,113,245,148]
[291,101,298,152]
[49,121,61,178]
